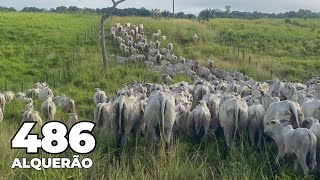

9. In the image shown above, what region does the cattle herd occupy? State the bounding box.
[1,22,320,177]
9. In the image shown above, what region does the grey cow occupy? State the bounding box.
[264,120,317,176]
[219,98,249,148]
[142,90,176,151]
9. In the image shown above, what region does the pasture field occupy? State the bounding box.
[0,13,318,179]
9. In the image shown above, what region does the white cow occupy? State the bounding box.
[263,100,303,129]
[202,93,221,133]
[109,95,135,148]
[142,90,176,151]
[3,91,14,102]
[41,95,56,121]
[187,101,211,140]
[54,95,75,113]
[219,98,249,147]
[248,101,265,148]
[0,93,6,113]
[264,120,317,176]
[193,34,198,44]
[94,88,107,106]
[22,103,42,126]
[38,87,54,102]
[68,113,79,127]
[301,99,320,120]
[94,102,112,129]
[0,108,3,122]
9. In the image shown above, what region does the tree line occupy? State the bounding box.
[199,7,320,20]
[1,5,320,20]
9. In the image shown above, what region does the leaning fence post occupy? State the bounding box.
[21,82,24,92]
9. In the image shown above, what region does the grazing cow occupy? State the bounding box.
[94,88,107,106]
[68,113,79,127]
[202,93,221,133]
[193,34,198,44]
[174,101,190,136]
[264,120,317,176]
[54,95,75,113]
[0,108,3,122]
[109,95,135,148]
[187,101,211,140]
[302,117,320,164]
[261,92,279,111]
[26,88,39,99]
[164,74,172,84]
[22,103,42,126]
[263,100,303,129]
[301,99,320,120]
[19,97,33,104]
[38,87,54,102]
[142,90,176,151]
[248,101,265,148]
[0,93,6,113]
[192,82,210,109]
[197,67,211,78]
[41,95,56,121]
[219,98,249,148]
[94,102,112,129]
[3,91,14,102]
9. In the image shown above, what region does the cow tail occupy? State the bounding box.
[47,101,50,121]
[96,103,104,128]
[70,100,76,113]
[118,97,124,136]
[233,107,240,143]
[289,102,300,128]
[160,93,166,138]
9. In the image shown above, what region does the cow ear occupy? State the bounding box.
[271,120,277,124]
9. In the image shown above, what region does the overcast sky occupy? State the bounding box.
[1,0,320,15]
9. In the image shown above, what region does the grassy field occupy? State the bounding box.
[0,13,319,179]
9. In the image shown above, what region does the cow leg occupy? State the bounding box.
[223,127,233,148]
[149,127,159,152]
[249,127,256,147]
[257,130,263,149]
[164,127,173,152]
[274,146,285,166]
[297,154,309,176]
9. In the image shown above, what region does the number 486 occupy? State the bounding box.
[11,121,96,154]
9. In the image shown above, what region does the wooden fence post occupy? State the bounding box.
[270,70,273,79]
[67,62,70,77]
[249,56,251,64]
[4,82,7,91]
[21,82,24,93]
[59,70,61,81]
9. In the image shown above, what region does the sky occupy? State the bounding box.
[1,0,320,15]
